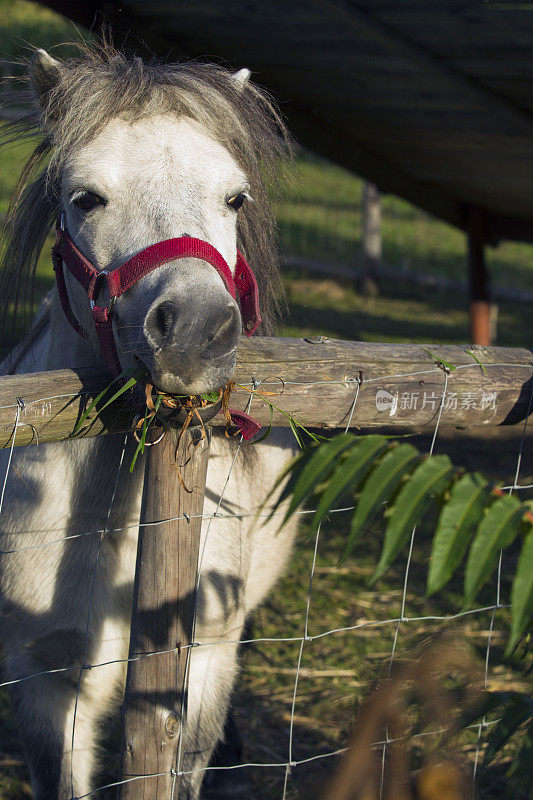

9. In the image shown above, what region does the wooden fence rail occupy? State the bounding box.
[1,338,532,448]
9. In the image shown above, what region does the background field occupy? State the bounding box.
[0,2,532,799]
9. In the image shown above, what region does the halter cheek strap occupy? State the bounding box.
[51,222,263,438]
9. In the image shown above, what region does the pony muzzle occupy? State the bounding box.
[52,223,262,380]
[142,292,241,396]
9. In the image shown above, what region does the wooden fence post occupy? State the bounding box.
[361,180,381,295]
[118,426,210,799]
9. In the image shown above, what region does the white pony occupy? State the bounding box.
[0,44,297,799]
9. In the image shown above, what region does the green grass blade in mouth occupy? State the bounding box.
[72,366,147,436]
[129,394,163,474]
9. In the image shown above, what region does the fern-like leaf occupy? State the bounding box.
[280,433,356,527]
[427,473,491,596]
[464,494,523,607]
[371,455,455,583]
[507,527,533,655]
[340,443,420,564]
[308,436,389,534]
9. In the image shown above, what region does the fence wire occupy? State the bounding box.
[0,360,531,800]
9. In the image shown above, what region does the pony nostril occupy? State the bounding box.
[147,300,176,343]
[203,304,240,356]
[156,304,174,338]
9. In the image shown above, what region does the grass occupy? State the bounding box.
[275,152,533,295]
[0,0,89,74]
[0,3,532,798]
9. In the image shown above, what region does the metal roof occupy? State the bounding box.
[41,1,533,242]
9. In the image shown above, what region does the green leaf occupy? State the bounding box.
[466,349,488,375]
[280,433,356,527]
[309,436,390,534]
[289,417,304,449]
[464,494,523,607]
[506,718,533,789]
[72,366,146,436]
[371,455,455,583]
[340,443,420,564]
[95,371,147,415]
[427,473,491,596]
[201,390,221,402]
[129,395,163,473]
[506,527,533,655]
[420,347,456,372]
[482,694,533,766]
[263,432,331,522]
[72,375,123,436]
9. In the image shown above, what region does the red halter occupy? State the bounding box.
[52,218,261,377]
[51,219,263,438]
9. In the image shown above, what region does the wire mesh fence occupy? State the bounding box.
[0,355,531,799]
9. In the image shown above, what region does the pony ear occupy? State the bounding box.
[231,68,251,91]
[30,49,62,109]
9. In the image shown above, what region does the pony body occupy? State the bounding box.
[0,46,296,799]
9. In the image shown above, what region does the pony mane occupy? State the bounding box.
[0,40,291,349]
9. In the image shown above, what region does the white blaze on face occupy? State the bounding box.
[58,114,251,387]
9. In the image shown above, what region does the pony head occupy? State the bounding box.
[1,44,289,394]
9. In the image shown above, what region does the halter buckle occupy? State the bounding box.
[90,270,117,316]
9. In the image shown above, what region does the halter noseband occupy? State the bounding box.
[52,217,261,379]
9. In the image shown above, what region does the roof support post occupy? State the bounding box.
[467,206,492,346]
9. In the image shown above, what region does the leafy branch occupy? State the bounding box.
[269,432,532,653]
[268,431,533,776]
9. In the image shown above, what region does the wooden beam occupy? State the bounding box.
[38,1,533,242]
[77,0,463,230]
[1,338,532,447]
[489,212,533,245]
[39,0,107,29]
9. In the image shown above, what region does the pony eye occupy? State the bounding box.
[226,192,248,211]
[72,191,105,213]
